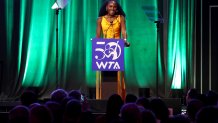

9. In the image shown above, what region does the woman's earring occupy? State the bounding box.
[106,8,108,11]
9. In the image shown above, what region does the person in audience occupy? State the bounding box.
[196,93,207,106]
[62,99,82,123]
[120,103,141,123]
[185,88,199,105]
[125,93,137,103]
[8,105,30,123]
[50,89,68,104]
[195,106,218,123]
[205,90,218,106]
[186,99,203,123]
[95,94,124,123]
[20,90,38,107]
[61,97,74,109]
[45,101,64,123]
[168,114,190,123]
[29,102,42,108]
[141,109,156,123]
[68,89,90,112]
[68,90,81,101]
[150,98,169,123]
[136,97,151,110]
[29,105,52,123]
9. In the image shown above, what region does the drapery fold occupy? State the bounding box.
[167,0,194,91]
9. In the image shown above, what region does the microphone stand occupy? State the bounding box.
[56,8,60,89]
[154,20,160,97]
[52,0,70,89]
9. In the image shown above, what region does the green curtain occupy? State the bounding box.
[0,0,194,99]
[167,0,194,91]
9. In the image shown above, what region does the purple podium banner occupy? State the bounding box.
[92,38,124,71]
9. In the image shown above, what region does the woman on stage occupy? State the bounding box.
[96,0,130,100]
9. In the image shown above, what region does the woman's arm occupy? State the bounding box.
[120,15,127,39]
[96,17,102,38]
[120,15,130,47]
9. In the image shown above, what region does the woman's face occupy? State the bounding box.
[106,1,117,16]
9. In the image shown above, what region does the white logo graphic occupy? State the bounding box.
[95,41,121,60]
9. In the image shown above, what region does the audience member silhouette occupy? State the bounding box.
[45,101,64,123]
[20,90,37,107]
[195,106,218,123]
[120,103,141,123]
[150,98,169,123]
[29,105,52,123]
[8,105,30,123]
[62,99,82,123]
[185,89,199,105]
[141,109,156,123]
[168,114,190,123]
[8,88,218,123]
[29,103,41,109]
[125,93,137,103]
[186,99,203,123]
[68,90,91,112]
[136,97,151,110]
[61,97,74,108]
[95,94,124,123]
[50,89,68,104]
[205,90,218,106]
[68,90,81,101]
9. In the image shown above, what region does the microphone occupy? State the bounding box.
[124,39,130,47]
[125,42,130,47]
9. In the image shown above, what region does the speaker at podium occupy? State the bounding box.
[92,38,126,100]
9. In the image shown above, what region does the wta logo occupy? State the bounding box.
[92,38,124,71]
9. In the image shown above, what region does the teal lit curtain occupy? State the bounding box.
[122,0,158,94]
[167,0,194,91]
[1,0,195,99]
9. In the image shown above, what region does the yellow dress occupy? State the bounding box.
[101,15,121,39]
[96,15,126,100]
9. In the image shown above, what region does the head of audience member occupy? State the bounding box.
[136,97,150,110]
[205,90,218,106]
[45,101,64,123]
[50,88,68,104]
[150,98,169,123]
[186,99,204,122]
[125,93,137,103]
[63,99,82,123]
[186,88,199,105]
[29,103,41,109]
[197,93,207,106]
[61,96,74,109]
[168,114,190,123]
[68,90,81,101]
[9,105,30,123]
[141,109,156,123]
[106,94,124,116]
[29,105,52,123]
[120,103,141,123]
[68,90,91,112]
[20,90,37,107]
[195,106,218,123]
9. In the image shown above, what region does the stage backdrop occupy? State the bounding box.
[0,0,194,99]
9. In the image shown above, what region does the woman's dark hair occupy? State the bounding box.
[98,0,126,17]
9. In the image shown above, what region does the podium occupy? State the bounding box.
[92,38,125,100]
